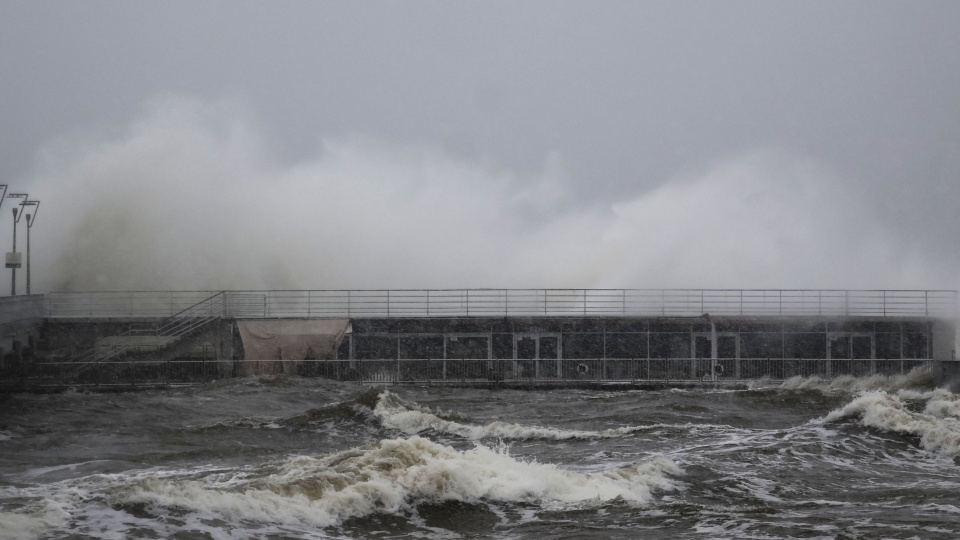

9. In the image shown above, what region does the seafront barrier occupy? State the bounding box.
[0,289,955,391]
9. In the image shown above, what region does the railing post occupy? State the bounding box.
[387,290,391,317]
[347,290,351,317]
[466,290,469,317]
[426,290,430,317]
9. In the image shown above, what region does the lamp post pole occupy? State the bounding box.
[20,201,38,296]
[25,213,31,295]
[10,207,16,296]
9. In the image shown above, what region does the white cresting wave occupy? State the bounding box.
[821,387,960,457]
[776,366,936,393]
[373,390,730,440]
[1,437,680,536]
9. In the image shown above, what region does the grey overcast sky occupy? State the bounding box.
[1,1,959,291]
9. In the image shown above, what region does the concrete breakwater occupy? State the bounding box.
[0,289,955,391]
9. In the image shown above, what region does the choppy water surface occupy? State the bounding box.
[2,371,960,539]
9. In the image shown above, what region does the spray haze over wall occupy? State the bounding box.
[16,96,957,293]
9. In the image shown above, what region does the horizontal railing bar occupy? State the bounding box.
[38,289,957,320]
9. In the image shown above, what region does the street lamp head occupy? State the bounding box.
[25,214,31,226]
[11,207,16,217]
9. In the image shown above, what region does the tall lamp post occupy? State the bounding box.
[5,193,27,296]
[21,201,39,295]
[10,208,16,296]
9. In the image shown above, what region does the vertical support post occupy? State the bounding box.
[10,208,16,296]
[556,332,562,380]
[710,318,717,381]
[899,322,904,359]
[25,214,30,295]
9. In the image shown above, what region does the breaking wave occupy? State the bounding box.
[67,437,679,530]
[778,366,937,393]
[373,390,722,440]
[0,498,70,540]
[821,388,960,456]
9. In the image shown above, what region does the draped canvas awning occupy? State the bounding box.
[237,319,350,360]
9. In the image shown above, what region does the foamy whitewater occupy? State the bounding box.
[2,372,960,539]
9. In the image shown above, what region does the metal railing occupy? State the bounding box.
[65,292,225,369]
[4,357,936,390]
[43,289,959,319]
[45,290,220,319]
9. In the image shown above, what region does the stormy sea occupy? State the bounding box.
[2,371,960,539]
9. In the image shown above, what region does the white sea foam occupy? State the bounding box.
[0,497,70,540]
[922,391,960,419]
[822,390,960,456]
[779,367,936,394]
[374,390,688,440]
[97,436,678,528]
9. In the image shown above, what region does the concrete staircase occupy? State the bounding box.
[65,292,225,378]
